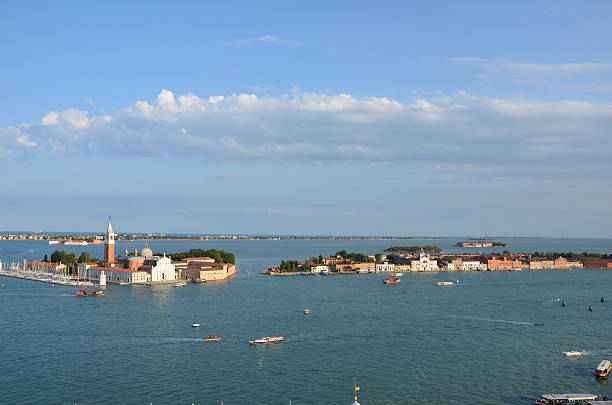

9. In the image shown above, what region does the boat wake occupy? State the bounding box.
[446,315,534,326]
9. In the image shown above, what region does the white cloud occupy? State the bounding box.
[450,57,612,74]
[1,89,612,181]
[227,34,302,47]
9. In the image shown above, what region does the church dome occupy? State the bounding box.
[141,244,153,258]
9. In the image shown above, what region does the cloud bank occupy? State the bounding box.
[2,89,612,178]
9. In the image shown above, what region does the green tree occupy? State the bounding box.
[375,254,383,263]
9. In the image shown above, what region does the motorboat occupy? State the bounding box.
[173,282,188,287]
[390,273,404,277]
[563,351,583,357]
[596,360,612,377]
[534,393,597,404]
[202,336,222,342]
[192,279,206,283]
[75,289,104,296]
[303,309,311,314]
[435,281,453,286]
[249,336,285,344]
[192,323,201,327]
[383,278,400,284]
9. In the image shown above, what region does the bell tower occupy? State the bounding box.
[104,217,115,265]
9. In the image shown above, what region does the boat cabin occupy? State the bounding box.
[596,360,611,377]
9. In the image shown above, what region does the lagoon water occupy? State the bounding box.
[1,238,612,405]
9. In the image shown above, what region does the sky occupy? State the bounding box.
[1,0,612,237]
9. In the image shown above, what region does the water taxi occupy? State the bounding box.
[563,351,583,357]
[75,289,104,296]
[435,281,453,286]
[534,393,597,404]
[192,322,201,327]
[202,336,222,342]
[383,278,400,284]
[249,336,285,344]
[596,360,611,377]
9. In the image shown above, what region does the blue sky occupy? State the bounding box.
[1,1,612,236]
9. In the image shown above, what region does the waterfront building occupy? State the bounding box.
[103,217,115,265]
[553,257,583,268]
[309,265,329,273]
[410,252,439,272]
[336,262,375,272]
[529,260,555,270]
[582,257,612,269]
[487,258,525,270]
[80,264,149,284]
[175,257,236,281]
[140,255,177,282]
[375,262,395,272]
[457,241,494,247]
[25,260,67,274]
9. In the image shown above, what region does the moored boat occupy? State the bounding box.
[596,360,612,377]
[75,289,104,296]
[202,336,222,342]
[249,336,285,344]
[435,281,453,286]
[173,282,188,287]
[534,393,597,404]
[383,278,400,284]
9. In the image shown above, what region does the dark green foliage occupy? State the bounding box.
[163,248,236,264]
[334,251,374,263]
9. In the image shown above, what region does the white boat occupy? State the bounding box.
[534,393,597,404]
[303,309,311,314]
[390,273,403,277]
[192,323,201,327]
[249,336,285,344]
[563,351,583,357]
[173,282,187,287]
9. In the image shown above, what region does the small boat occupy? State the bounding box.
[174,282,188,287]
[533,323,545,327]
[563,351,583,357]
[75,289,104,296]
[435,281,453,286]
[303,309,311,314]
[390,273,403,277]
[534,393,598,404]
[249,336,285,344]
[192,323,201,327]
[202,336,222,342]
[192,279,206,283]
[384,278,400,284]
[596,360,612,377]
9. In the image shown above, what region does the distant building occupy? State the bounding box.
[175,258,236,281]
[553,257,582,269]
[309,265,329,273]
[103,217,115,265]
[410,253,439,272]
[456,241,494,248]
[487,258,525,270]
[336,262,375,272]
[582,257,612,269]
[375,262,395,272]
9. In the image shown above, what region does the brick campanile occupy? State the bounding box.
[104,217,115,265]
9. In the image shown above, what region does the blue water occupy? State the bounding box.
[1,238,612,405]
